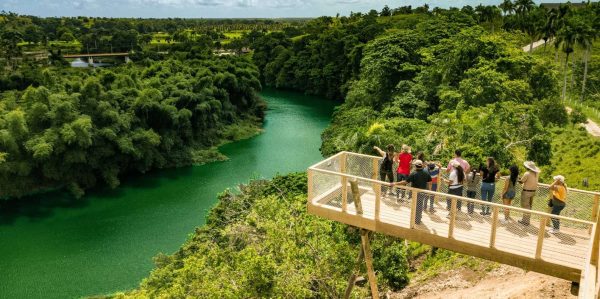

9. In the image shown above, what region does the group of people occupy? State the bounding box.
[373,144,568,233]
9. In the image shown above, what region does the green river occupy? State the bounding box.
[0,89,335,299]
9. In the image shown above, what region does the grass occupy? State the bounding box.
[541,125,600,191]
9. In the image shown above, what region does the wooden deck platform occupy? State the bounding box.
[309,184,589,282]
[308,152,600,297]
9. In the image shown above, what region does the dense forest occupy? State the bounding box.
[0,56,264,197]
[1,0,600,297]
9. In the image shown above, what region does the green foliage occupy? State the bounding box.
[120,174,371,298]
[0,56,264,198]
[371,236,410,290]
[534,98,569,127]
[570,108,588,124]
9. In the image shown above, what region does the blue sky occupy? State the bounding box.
[1,0,545,18]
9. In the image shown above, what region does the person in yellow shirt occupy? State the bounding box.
[549,175,567,234]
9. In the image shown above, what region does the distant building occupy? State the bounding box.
[541,2,597,9]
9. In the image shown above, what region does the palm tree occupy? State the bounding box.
[556,21,577,101]
[575,13,596,101]
[514,0,538,52]
[542,8,558,51]
[499,0,514,16]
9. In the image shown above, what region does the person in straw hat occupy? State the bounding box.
[518,161,540,226]
[548,175,567,233]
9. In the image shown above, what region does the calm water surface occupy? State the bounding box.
[0,89,335,299]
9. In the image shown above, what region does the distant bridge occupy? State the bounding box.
[62,52,131,64]
[308,151,600,298]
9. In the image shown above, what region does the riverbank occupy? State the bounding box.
[190,116,264,165]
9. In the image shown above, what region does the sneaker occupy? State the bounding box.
[499,219,508,224]
[518,220,529,226]
[551,228,559,234]
[429,208,436,213]
[446,213,451,219]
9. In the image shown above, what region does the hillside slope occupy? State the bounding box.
[393,264,575,299]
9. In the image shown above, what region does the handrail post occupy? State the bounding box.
[535,216,547,259]
[307,169,314,205]
[372,157,380,222]
[448,197,457,239]
[490,206,499,248]
[341,153,348,212]
[375,182,381,222]
[590,195,599,235]
[371,157,378,180]
[410,188,418,229]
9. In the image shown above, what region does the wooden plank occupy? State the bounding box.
[375,183,381,222]
[343,244,364,299]
[350,180,363,215]
[490,206,499,248]
[307,170,314,201]
[361,230,379,299]
[591,195,599,235]
[449,198,457,239]
[341,153,348,213]
[535,216,547,259]
[409,189,418,228]
[372,158,378,180]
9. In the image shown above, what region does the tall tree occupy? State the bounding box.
[556,18,577,101]
[499,0,514,16]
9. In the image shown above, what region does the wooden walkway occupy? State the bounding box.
[307,152,600,297]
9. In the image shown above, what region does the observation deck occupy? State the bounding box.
[307,152,600,298]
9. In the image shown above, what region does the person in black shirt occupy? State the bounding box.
[479,157,500,215]
[395,160,432,224]
[374,144,396,195]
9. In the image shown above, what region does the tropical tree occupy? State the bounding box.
[576,8,597,101]
[542,8,558,51]
[499,0,514,16]
[0,28,23,69]
[556,18,578,101]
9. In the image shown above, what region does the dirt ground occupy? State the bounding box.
[390,264,577,299]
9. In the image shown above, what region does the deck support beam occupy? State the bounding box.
[343,242,364,299]
[343,230,379,299]
[361,230,379,299]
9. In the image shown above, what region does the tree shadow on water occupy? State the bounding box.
[0,166,196,226]
[0,189,86,226]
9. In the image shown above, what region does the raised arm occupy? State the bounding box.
[373,146,386,157]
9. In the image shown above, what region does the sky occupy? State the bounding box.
[0,0,548,18]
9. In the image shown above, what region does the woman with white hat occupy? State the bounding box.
[518,161,540,226]
[548,175,568,233]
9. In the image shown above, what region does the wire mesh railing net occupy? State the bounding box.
[313,152,599,224]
